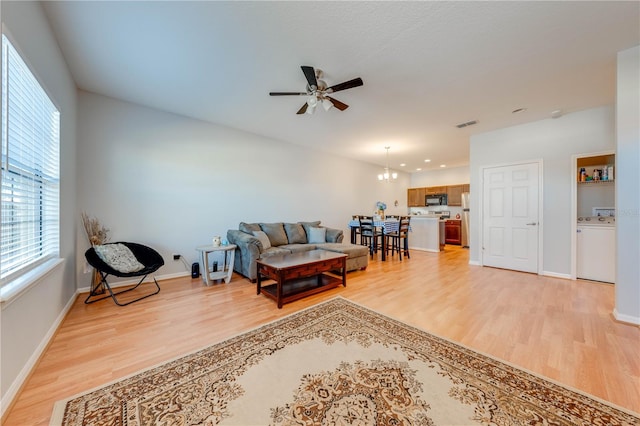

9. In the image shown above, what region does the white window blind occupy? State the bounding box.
[1,34,60,284]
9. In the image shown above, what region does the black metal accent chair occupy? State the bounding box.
[84,242,164,306]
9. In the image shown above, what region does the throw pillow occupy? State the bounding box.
[259,222,288,246]
[299,221,321,240]
[239,222,261,235]
[252,230,271,251]
[94,243,145,273]
[307,226,327,244]
[284,223,307,244]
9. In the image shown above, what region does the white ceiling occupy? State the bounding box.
[41,1,639,172]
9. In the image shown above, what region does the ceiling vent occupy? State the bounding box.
[456,120,478,129]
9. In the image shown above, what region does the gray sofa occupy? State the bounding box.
[227,221,369,282]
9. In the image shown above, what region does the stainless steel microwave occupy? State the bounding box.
[426,193,448,206]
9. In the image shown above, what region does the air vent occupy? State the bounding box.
[456,120,478,129]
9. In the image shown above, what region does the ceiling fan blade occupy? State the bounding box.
[296,103,308,114]
[301,66,318,89]
[326,96,349,111]
[269,92,307,96]
[327,77,363,93]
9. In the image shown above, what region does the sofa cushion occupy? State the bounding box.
[315,243,369,259]
[284,223,307,244]
[307,226,327,244]
[279,243,317,254]
[299,221,321,240]
[259,247,292,259]
[252,230,271,251]
[239,222,261,234]
[259,222,288,246]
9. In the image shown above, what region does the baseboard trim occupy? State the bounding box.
[542,271,571,280]
[77,271,192,294]
[613,309,640,326]
[408,247,441,253]
[468,260,481,266]
[3,271,193,416]
[0,290,79,417]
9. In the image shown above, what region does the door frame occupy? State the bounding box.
[570,150,615,280]
[478,159,544,275]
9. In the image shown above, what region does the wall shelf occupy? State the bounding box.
[578,180,614,184]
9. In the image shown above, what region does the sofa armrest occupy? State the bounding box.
[325,227,344,243]
[227,229,262,280]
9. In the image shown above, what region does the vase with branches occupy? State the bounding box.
[81,212,110,294]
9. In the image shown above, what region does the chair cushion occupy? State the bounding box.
[94,243,145,273]
[259,223,288,246]
[284,223,307,244]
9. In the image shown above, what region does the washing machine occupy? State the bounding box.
[576,216,615,283]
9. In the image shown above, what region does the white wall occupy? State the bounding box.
[470,106,615,276]
[76,91,410,285]
[0,1,77,408]
[614,46,640,324]
[410,165,470,187]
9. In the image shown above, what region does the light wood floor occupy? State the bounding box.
[3,247,639,424]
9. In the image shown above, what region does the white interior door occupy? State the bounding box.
[482,162,540,273]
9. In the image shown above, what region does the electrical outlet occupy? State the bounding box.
[173,254,180,260]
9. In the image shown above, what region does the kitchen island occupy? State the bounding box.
[408,216,445,252]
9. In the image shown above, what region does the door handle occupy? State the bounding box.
[526,222,537,226]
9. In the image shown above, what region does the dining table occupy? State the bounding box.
[347,218,400,261]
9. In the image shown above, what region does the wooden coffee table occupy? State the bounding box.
[256,250,347,308]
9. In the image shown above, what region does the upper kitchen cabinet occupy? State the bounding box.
[425,186,446,195]
[446,185,464,206]
[446,184,470,206]
[408,187,426,207]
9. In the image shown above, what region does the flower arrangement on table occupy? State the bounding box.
[376,201,387,219]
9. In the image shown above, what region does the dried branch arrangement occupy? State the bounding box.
[81,212,110,247]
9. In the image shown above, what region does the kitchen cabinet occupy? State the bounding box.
[409,184,470,207]
[407,187,426,207]
[425,186,446,195]
[446,184,470,206]
[445,219,461,245]
[446,185,464,206]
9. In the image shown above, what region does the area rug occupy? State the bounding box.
[51,297,639,425]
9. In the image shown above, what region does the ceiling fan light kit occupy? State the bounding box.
[269,65,363,115]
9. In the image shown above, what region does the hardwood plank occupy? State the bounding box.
[3,247,639,425]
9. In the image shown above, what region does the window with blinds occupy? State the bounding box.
[1,34,60,284]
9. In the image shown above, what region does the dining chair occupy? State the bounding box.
[386,216,411,260]
[351,215,362,244]
[358,216,383,257]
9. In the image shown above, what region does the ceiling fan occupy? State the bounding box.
[269,66,364,114]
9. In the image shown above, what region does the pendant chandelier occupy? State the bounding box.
[378,146,398,182]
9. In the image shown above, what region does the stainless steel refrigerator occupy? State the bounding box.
[461,192,470,248]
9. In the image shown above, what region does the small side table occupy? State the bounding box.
[195,244,237,285]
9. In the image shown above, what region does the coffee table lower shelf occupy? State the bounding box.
[259,274,344,308]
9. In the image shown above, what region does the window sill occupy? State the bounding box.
[0,258,65,308]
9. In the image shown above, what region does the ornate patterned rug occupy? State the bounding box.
[52,297,639,425]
